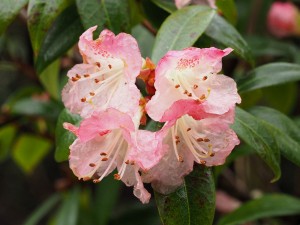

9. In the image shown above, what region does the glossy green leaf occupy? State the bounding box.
[152,5,216,63]
[155,165,215,225]
[36,4,84,74]
[56,187,80,225]
[101,0,131,33]
[205,14,254,65]
[12,134,51,174]
[94,174,121,225]
[216,0,237,25]
[27,0,72,58]
[232,107,281,182]
[151,0,176,13]
[0,125,16,162]
[132,25,155,58]
[144,120,164,132]
[55,109,81,162]
[218,194,300,225]
[76,0,105,35]
[39,60,60,100]
[249,106,300,167]
[23,194,61,225]
[0,0,28,34]
[238,63,300,93]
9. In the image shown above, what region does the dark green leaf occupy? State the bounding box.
[23,194,61,225]
[76,0,105,35]
[55,109,81,162]
[12,134,51,174]
[216,0,237,25]
[238,63,300,93]
[101,0,131,33]
[144,120,164,132]
[232,107,281,182]
[155,165,215,225]
[205,14,254,65]
[36,4,84,74]
[0,125,16,162]
[39,60,60,100]
[151,0,176,13]
[56,187,80,225]
[94,174,121,225]
[152,5,215,63]
[132,25,155,58]
[249,106,300,167]
[27,0,73,58]
[218,194,300,225]
[0,0,28,34]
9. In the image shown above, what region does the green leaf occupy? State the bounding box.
[152,5,216,63]
[23,194,61,225]
[101,0,131,33]
[55,109,81,162]
[132,25,155,58]
[248,106,300,167]
[238,63,300,93]
[151,0,176,13]
[76,0,105,35]
[12,134,51,174]
[36,4,84,74]
[0,0,28,35]
[205,14,254,65]
[216,0,237,25]
[232,107,281,182]
[94,174,121,225]
[27,0,73,58]
[56,187,80,225]
[218,194,300,225]
[39,60,60,100]
[155,165,215,225]
[144,120,164,132]
[0,125,16,162]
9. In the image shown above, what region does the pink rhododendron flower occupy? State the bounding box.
[144,47,240,194]
[64,108,165,203]
[267,2,300,38]
[175,0,216,9]
[146,47,241,122]
[62,26,142,118]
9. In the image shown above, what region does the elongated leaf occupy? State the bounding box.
[0,0,28,34]
[36,4,84,74]
[232,107,281,182]
[94,174,121,225]
[13,134,51,174]
[0,125,16,162]
[23,194,61,225]
[151,0,176,13]
[55,109,81,162]
[152,5,215,63]
[76,0,105,34]
[216,0,237,25]
[155,165,215,225]
[249,106,300,167]
[218,194,300,225]
[39,60,60,100]
[101,0,131,33]
[56,187,80,225]
[27,0,72,58]
[205,14,254,65]
[238,63,300,93]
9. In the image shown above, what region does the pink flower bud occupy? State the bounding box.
[267,2,300,38]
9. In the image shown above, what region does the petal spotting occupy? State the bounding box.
[65,108,164,204]
[146,47,241,122]
[62,26,142,118]
[267,2,300,38]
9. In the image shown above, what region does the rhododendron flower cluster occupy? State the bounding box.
[62,26,240,203]
[267,2,300,38]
